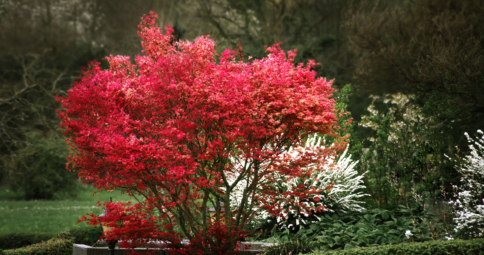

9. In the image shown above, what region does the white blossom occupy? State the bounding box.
[360,93,429,143]
[229,135,368,230]
[449,130,484,237]
[405,230,413,239]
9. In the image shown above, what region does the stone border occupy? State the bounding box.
[73,242,275,255]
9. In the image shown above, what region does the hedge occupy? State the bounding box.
[0,233,54,250]
[69,225,103,245]
[310,238,484,255]
[0,225,102,250]
[0,232,73,255]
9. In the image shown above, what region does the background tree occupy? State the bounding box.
[344,0,484,142]
[195,0,354,86]
[0,0,106,194]
[5,131,77,200]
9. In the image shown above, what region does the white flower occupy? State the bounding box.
[405,230,413,239]
[229,135,368,230]
[450,130,484,238]
[359,93,429,143]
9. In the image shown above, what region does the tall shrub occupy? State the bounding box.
[58,12,345,254]
[354,93,455,209]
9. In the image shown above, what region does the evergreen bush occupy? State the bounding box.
[69,225,103,245]
[0,233,54,250]
[310,238,484,255]
[1,232,73,255]
[0,226,101,250]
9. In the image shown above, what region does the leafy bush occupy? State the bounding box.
[257,205,446,252]
[1,232,73,255]
[311,238,484,255]
[450,130,484,238]
[0,233,54,250]
[0,226,101,250]
[307,207,441,251]
[262,236,318,255]
[69,225,102,245]
[352,93,456,209]
[4,132,79,200]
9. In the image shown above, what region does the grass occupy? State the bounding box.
[0,184,136,235]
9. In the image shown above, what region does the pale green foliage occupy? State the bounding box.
[355,93,451,209]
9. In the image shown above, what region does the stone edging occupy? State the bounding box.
[73,242,275,255]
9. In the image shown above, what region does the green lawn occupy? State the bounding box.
[0,185,135,235]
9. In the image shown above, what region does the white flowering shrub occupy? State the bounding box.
[360,93,427,143]
[450,130,484,238]
[230,135,368,231]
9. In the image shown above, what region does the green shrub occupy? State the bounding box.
[69,225,102,245]
[350,93,457,210]
[256,205,447,252]
[310,238,484,255]
[1,232,73,255]
[5,132,79,200]
[263,238,317,255]
[308,207,443,250]
[0,226,101,250]
[0,233,54,250]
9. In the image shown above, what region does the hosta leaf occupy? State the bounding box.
[381,211,389,220]
[387,229,400,235]
[344,243,356,250]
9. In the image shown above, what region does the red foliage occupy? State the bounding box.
[58,11,343,254]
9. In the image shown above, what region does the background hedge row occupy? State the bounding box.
[311,238,484,255]
[0,226,102,250]
[0,232,73,255]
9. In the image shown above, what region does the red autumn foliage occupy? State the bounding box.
[58,11,343,254]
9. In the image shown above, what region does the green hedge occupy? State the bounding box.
[0,233,54,250]
[1,232,73,255]
[310,238,484,255]
[69,225,103,245]
[0,225,102,250]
